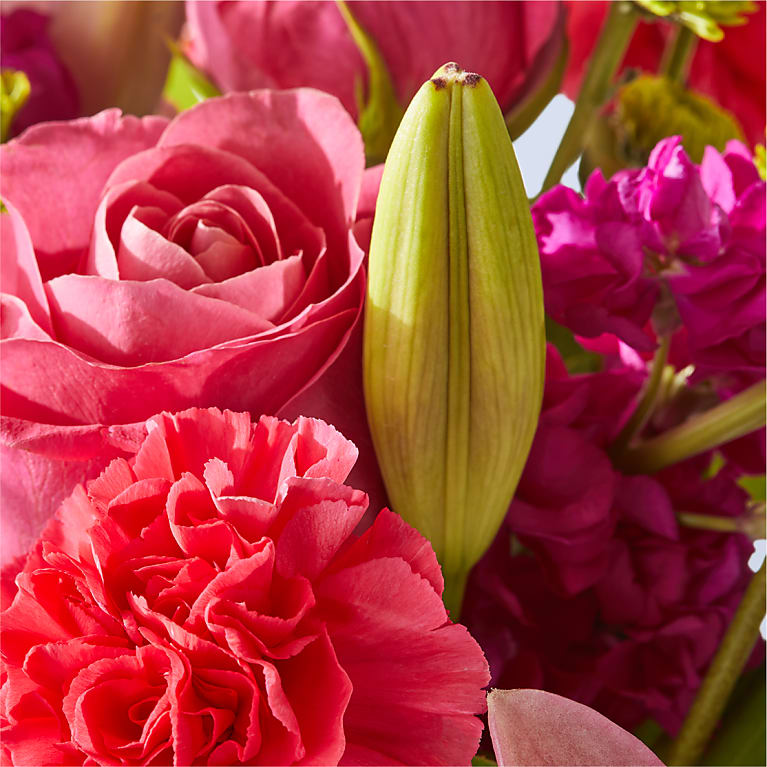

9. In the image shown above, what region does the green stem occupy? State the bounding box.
[610,335,671,455]
[442,567,469,622]
[660,25,698,84]
[618,381,766,474]
[666,563,766,766]
[677,509,766,540]
[541,1,638,193]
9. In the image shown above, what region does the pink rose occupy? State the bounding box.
[0,407,489,765]
[0,91,369,565]
[184,1,565,132]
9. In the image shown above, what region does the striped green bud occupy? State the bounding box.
[363,62,545,614]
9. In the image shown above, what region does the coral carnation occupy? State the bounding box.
[0,408,489,766]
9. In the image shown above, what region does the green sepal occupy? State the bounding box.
[633,1,757,41]
[336,0,403,166]
[162,40,221,113]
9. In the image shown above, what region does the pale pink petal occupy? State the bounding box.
[0,110,167,279]
[0,200,51,334]
[85,179,184,279]
[1,294,51,341]
[488,689,665,766]
[45,275,273,365]
[158,90,365,239]
[192,254,305,322]
[117,212,212,288]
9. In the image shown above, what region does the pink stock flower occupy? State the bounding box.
[184,1,565,124]
[533,137,766,387]
[0,91,374,566]
[0,407,490,766]
[464,348,759,735]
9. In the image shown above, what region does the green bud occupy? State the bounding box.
[580,74,744,183]
[633,1,756,41]
[1,69,30,143]
[363,62,545,614]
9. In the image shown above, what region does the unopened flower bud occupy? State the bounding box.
[363,62,545,613]
[581,74,744,182]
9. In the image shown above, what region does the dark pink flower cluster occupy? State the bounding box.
[1,407,489,766]
[534,137,766,388]
[464,345,758,734]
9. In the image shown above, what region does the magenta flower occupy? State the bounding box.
[0,9,79,137]
[534,137,766,386]
[464,347,760,734]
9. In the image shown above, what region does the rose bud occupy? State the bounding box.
[580,74,744,183]
[363,62,545,615]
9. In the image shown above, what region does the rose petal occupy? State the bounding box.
[158,89,365,243]
[487,688,665,766]
[192,254,305,323]
[0,200,51,334]
[0,109,167,279]
[45,275,273,365]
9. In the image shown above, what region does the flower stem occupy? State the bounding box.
[443,567,469,622]
[540,1,638,193]
[660,25,698,84]
[610,335,671,455]
[618,381,766,474]
[677,508,766,540]
[665,563,766,766]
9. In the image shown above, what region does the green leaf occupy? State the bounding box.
[336,0,403,166]
[162,42,220,112]
[472,756,497,766]
[738,475,767,503]
[700,667,766,766]
[545,316,602,374]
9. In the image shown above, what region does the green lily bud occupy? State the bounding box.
[1,70,30,143]
[363,62,545,614]
[580,74,744,183]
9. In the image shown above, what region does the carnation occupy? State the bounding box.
[0,407,489,766]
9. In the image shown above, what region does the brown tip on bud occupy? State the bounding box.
[431,77,447,90]
[461,73,482,87]
[443,62,461,73]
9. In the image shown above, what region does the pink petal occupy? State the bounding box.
[0,109,167,279]
[1,303,357,434]
[192,254,305,323]
[0,200,51,334]
[185,1,364,116]
[1,294,50,341]
[487,689,665,766]
[117,212,213,288]
[158,90,364,241]
[45,275,273,365]
[0,418,144,566]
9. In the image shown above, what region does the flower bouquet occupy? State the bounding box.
[1,2,764,765]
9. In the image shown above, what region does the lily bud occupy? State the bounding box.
[363,62,545,613]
